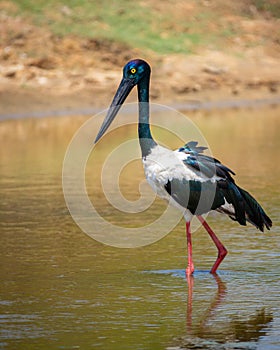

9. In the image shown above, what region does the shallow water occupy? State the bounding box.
[0,106,279,349]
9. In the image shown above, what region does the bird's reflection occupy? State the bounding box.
[186,273,226,332]
[183,274,273,348]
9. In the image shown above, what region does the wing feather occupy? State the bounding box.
[169,141,272,230]
[178,141,235,180]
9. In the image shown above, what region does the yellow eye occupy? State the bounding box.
[131,68,136,74]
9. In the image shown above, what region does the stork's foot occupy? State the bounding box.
[210,247,228,274]
[186,263,194,276]
[197,216,228,274]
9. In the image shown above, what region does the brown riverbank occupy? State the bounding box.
[0,2,279,116]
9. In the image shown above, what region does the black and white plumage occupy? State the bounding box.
[94,59,272,275]
[144,140,271,231]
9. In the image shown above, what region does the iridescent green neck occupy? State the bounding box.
[137,76,157,158]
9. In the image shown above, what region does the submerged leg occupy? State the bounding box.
[186,221,194,276]
[197,216,228,274]
[186,274,194,330]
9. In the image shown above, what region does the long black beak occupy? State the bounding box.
[94,78,135,143]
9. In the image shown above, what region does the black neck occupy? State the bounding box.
[137,75,157,157]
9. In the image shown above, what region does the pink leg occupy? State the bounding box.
[186,274,194,330]
[197,216,228,274]
[186,221,194,276]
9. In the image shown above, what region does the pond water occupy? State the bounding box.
[0,106,279,349]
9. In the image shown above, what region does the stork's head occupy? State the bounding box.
[94,59,150,143]
[122,59,151,84]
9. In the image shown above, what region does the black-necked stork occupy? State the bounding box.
[94,59,272,275]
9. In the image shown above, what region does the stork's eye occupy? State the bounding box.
[130,68,136,74]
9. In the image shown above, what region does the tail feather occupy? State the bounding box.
[220,182,246,226]
[237,186,272,232]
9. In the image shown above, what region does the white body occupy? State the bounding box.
[142,144,234,221]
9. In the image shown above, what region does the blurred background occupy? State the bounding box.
[1,2,280,350]
[0,0,279,115]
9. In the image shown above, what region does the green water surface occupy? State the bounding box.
[0,107,279,349]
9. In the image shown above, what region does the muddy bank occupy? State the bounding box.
[1,46,279,117]
[0,9,280,118]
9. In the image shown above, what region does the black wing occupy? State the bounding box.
[165,142,272,231]
[178,141,235,181]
